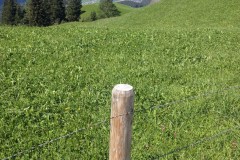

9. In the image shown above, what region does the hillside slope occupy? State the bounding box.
[85,0,240,29]
[0,0,240,159]
[81,3,135,21]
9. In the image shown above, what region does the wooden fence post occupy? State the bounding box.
[109,84,134,160]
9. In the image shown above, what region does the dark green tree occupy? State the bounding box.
[42,0,51,25]
[2,0,17,25]
[99,0,120,18]
[90,11,97,21]
[14,3,24,24]
[66,0,82,22]
[50,0,65,24]
[26,0,51,26]
[22,1,30,25]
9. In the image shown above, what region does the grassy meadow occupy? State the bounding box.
[0,0,240,159]
[81,3,135,21]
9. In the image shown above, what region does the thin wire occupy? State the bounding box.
[190,110,240,129]
[3,85,240,117]
[109,85,240,120]
[135,85,240,113]
[2,85,239,159]
[2,119,107,160]
[157,126,240,159]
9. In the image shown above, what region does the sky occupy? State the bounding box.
[0,0,26,6]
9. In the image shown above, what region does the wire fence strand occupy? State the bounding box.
[157,126,240,159]
[110,85,240,119]
[135,85,240,113]
[2,119,107,160]
[2,85,240,159]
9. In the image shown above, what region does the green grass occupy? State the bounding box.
[80,3,135,21]
[0,0,240,159]
[85,0,240,29]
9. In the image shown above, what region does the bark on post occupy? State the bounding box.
[109,84,134,160]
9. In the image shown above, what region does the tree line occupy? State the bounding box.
[1,0,120,26]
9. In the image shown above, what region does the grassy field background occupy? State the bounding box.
[81,3,135,21]
[84,0,240,29]
[0,0,240,159]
